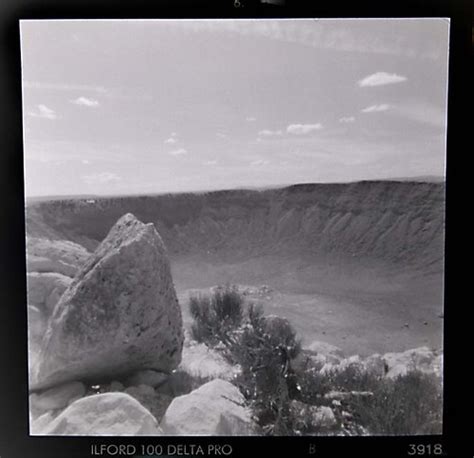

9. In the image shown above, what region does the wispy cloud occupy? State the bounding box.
[169,148,187,156]
[361,104,390,113]
[164,137,177,144]
[71,96,100,107]
[287,123,323,135]
[358,72,407,87]
[205,160,218,165]
[246,116,257,122]
[339,116,355,123]
[181,20,442,60]
[216,133,228,139]
[83,172,121,185]
[27,104,57,120]
[258,129,283,137]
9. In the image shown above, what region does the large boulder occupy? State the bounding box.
[27,272,71,314]
[160,379,255,435]
[32,393,161,435]
[31,213,184,391]
[26,238,90,277]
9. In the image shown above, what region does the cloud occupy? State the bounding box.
[358,72,407,87]
[361,104,391,113]
[216,133,228,139]
[250,159,269,166]
[83,172,121,185]
[181,20,444,60]
[81,159,90,165]
[27,104,57,120]
[246,116,257,122]
[258,129,283,137]
[169,148,187,156]
[339,116,356,123]
[287,123,323,135]
[164,137,177,144]
[71,96,100,107]
[205,160,218,165]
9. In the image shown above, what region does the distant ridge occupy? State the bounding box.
[25,177,445,203]
[385,175,445,183]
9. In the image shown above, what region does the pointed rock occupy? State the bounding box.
[31,213,184,391]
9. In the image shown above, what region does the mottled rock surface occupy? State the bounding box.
[160,379,255,436]
[31,213,184,391]
[33,393,161,436]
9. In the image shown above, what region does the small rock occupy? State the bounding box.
[312,406,337,428]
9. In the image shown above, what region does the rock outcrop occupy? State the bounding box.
[26,237,90,277]
[160,379,255,435]
[31,213,184,391]
[315,346,442,379]
[383,347,442,379]
[32,393,161,435]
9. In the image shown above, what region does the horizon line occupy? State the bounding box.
[25,175,445,201]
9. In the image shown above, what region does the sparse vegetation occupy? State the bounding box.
[348,371,442,435]
[189,284,244,345]
[189,285,443,436]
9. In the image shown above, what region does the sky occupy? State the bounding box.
[20,19,449,197]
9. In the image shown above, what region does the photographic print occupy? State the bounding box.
[21,18,449,436]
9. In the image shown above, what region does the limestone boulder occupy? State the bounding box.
[31,213,184,391]
[382,347,441,379]
[33,393,161,435]
[179,341,240,381]
[305,341,345,364]
[160,379,255,436]
[27,238,90,277]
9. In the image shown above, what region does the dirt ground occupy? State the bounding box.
[172,255,443,357]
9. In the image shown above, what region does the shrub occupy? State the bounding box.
[189,284,244,345]
[188,288,443,436]
[348,371,442,435]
